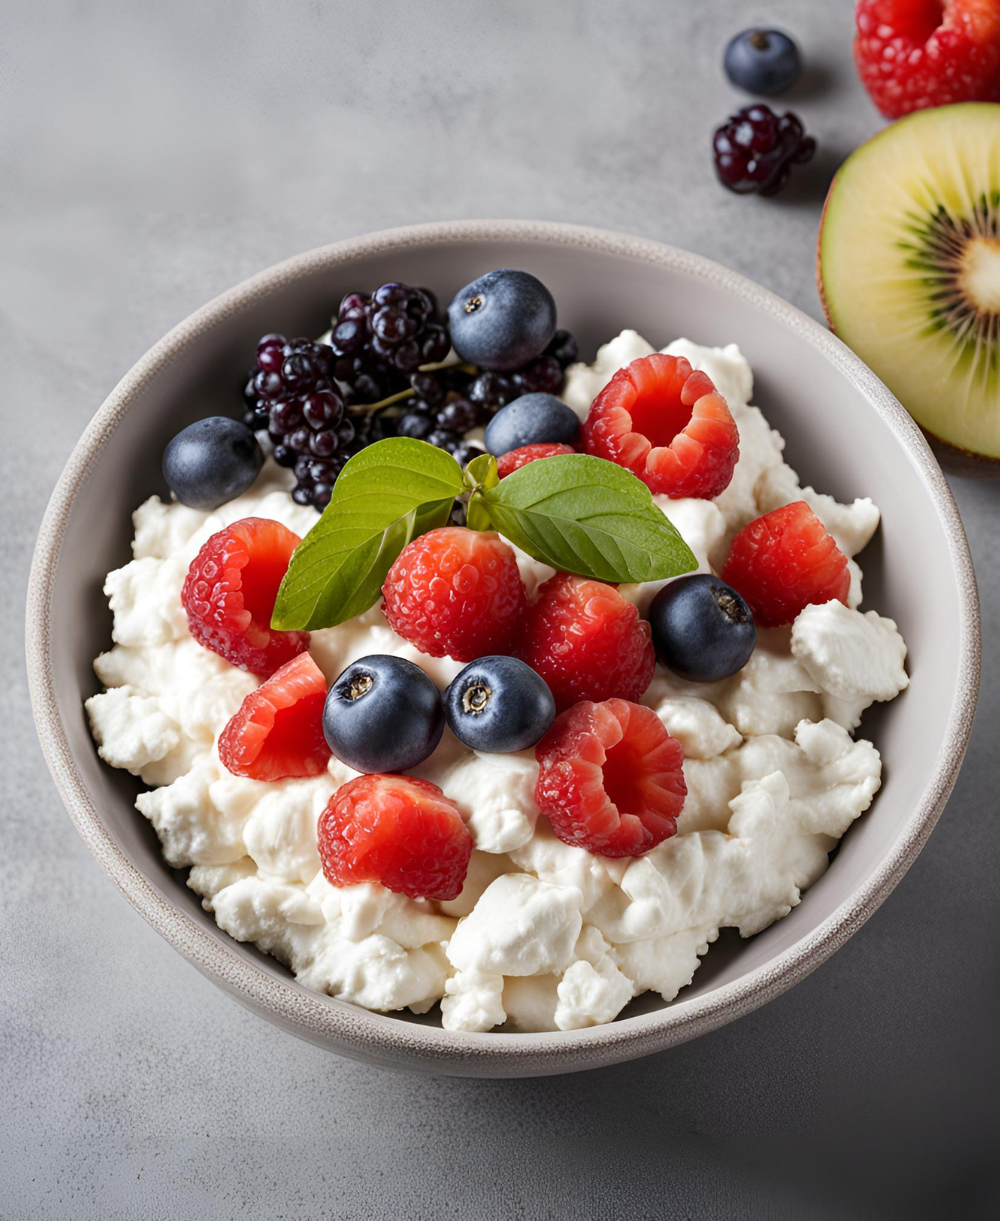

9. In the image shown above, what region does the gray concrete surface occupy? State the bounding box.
[2,2,998,1218]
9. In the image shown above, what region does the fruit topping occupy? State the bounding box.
[721,501,850,628]
[219,653,330,781]
[854,0,1000,118]
[395,411,436,442]
[483,392,582,456]
[162,417,263,511]
[243,334,338,433]
[318,773,472,901]
[181,518,310,675]
[724,28,802,95]
[517,573,655,713]
[322,654,444,774]
[582,353,740,498]
[497,442,577,477]
[546,328,580,368]
[712,104,816,196]
[443,656,556,753]
[434,396,481,435]
[818,102,1000,472]
[330,282,449,400]
[447,269,557,371]
[242,333,352,510]
[382,527,527,661]
[463,333,575,417]
[648,574,757,682]
[534,699,686,858]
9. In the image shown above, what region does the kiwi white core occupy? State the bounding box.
[961,239,1000,314]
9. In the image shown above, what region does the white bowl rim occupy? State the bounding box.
[25,219,981,1075]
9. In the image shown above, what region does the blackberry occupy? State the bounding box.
[545,329,579,368]
[712,104,815,196]
[426,428,461,452]
[435,397,480,433]
[409,370,446,407]
[355,406,398,446]
[467,342,574,416]
[242,333,357,510]
[397,412,434,440]
[292,451,349,509]
[514,354,563,395]
[332,351,391,403]
[442,365,476,395]
[468,371,520,414]
[271,388,350,507]
[242,333,337,432]
[330,282,450,399]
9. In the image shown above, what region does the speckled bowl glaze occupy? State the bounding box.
[26,221,980,1077]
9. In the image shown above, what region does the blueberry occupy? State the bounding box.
[444,656,555,753]
[724,28,801,96]
[323,654,444,773]
[162,416,263,510]
[648,575,756,683]
[447,269,557,371]
[484,393,581,456]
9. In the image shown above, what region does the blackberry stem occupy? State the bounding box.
[351,387,416,414]
[349,361,478,415]
[417,359,478,375]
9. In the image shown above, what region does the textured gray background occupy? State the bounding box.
[2,2,998,1218]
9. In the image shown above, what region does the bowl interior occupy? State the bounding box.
[35,226,975,1065]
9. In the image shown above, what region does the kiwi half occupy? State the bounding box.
[819,103,1000,474]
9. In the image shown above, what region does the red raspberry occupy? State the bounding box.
[721,501,851,628]
[219,652,330,782]
[182,517,309,676]
[517,573,655,713]
[582,353,739,499]
[318,774,473,901]
[855,0,1000,118]
[497,442,576,478]
[381,527,527,661]
[534,699,686,858]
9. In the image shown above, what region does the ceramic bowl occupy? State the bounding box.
[26,221,980,1077]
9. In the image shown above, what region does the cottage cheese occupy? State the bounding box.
[86,334,909,1032]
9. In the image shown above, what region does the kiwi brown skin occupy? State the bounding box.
[816,167,1000,481]
[921,428,1000,479]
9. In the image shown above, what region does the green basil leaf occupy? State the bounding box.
[478,454,697,582]
[271,438,464,630]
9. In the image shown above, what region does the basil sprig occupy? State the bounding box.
[271,439,696,631]
[271,439,463,631]
[469,453,695,583]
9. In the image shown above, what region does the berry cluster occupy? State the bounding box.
[712,104,816,196]
[395,365,488,466]
[394,327,579,463]
[330,283,450,401]
[469,328,578,411]
[229,274,582,509]
[242,334,355,508]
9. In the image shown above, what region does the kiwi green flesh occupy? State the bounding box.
[819,103,1000,466]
